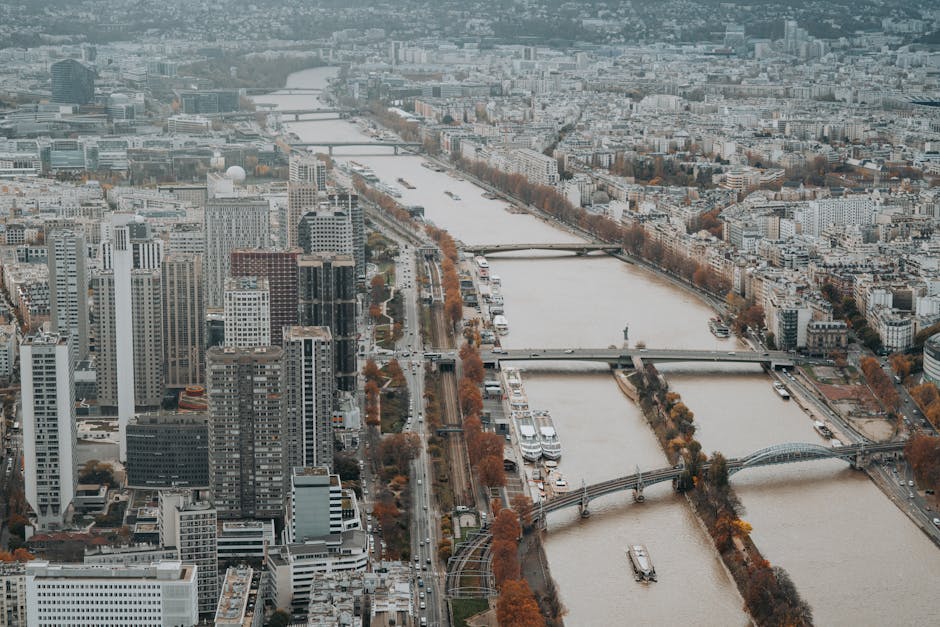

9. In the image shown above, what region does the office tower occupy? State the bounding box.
[230,249,300,345]
[204,197,270,309]
[286,182,318,249]
[299,192,364,282]
[25,560,198,627]
[207,346,286,520]
[297,253,357,392]
[288,467,342,543]
[289,152,327,188]
[283,327,334,472]
[223,276,271,348]
[95,214,164,459]
[159,490,218,617]
[50,59,96,105]
[47,229,89,360]
[21,332,76,530]
[162,254,205,389]
[126,413,209,489]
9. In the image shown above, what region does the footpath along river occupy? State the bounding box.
[262,66,940,626]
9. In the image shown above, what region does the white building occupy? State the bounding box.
[511,148,558,186]
[266,531,369,612]
[214,565,262,627]
[877,310,914,352]
[159,490,219,617]
[217,520,276,562]
[223,276,271,348]
[289,152,327,188]
[287,467,345,544]
[283,326,334,470]
[22,332,76,530]
[204,198,270,309]
[47,229,89,360]
[298,210,354,260]
[25,560,198,627]
[0,324,16,380]
[797,197,875,237]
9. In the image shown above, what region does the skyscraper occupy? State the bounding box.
[297,192,364,283]
[204,198,270,309]
[223,276,271,348]
[95,214,164,459]
[230,249,300,346]
[162,254,205,389]
[21,332,76,530]
[286,182,318,249]
[159,490,218,616]
[283,327,334,472]
[297,253,357,392]
[289,152,327,188]
[50,59,96,105]
[47,229,88,360]
[206,346,286,520]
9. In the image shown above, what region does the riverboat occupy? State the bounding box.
[422,161,446,172]
[773,381,791,400]
[627,545,657,582]
[708,317,731,338]
[515,412,543,462]
[397,177,416,189]
[533,410,562,460]
[814,420,834,439]
[493,314,509,335]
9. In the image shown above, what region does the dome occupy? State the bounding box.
[225,165,247,182]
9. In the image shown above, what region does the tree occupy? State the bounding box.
[386,359,406,387]
[268,609,291,627]
[477,455,506,488]
[362,358,381,382]
[492,539,521,586]
[709,451,729,489]
[491,508,522,542]
[496,579,545,627]
[458,377,483,417]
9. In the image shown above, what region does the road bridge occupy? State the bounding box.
[476,347,802,369]
[243,87,324,95]
[213,108,350,121]
[462,242,621,256]
[445,440,905,598]
[288,140,421,155]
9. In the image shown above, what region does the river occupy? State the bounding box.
[264,66,940,626]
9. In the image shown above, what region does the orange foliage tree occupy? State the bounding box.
[496,579,545,627]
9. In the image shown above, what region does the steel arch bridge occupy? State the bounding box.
[730,442,859,473]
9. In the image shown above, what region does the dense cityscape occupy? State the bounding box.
[1,1,940,625]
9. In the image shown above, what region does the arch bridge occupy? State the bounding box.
[445,440,905,598]
[462,242,621,256]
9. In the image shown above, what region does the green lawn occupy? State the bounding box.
[451,598,490,627]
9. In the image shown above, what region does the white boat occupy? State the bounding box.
[515,412,543,462]
[547,469,569,493]
[533,410,561,460]
[773,381,790,400]
[493,314,509,335]
[627,545,656,582]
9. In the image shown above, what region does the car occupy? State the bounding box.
[564,348,574,354]
[422,564,428,571]
[423,504,428,510]
[492,347,504,353]
[426,557,431,564]
[909,492,915,499]
[418,579,424,587]
[933,518,940,527]
[530,352,540,357]
[419,592,425,599]
[420,602,426,610]
[415,556,420,563]
[425,537,431,544]
[909,480,915,487]
[419,540,424,547]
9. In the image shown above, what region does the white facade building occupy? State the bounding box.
[159,490,218,616]
[223,276,271,348]
[22,332,76,530]
[204,198,270,309]
[283,326,334,470]
[25,560,198,627]
[47,229,89,360]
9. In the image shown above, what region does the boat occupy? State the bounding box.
[547,469,569,494]
[773,381,791,400]
[397,177,416,189]
[444,190,462,200]
[421,161,446,172]
[493,314,509,335]
[515,412,543,462]
[627,545,656,582]
[814,420,834,439]
[708,317,731,338]
[533,410,562,460]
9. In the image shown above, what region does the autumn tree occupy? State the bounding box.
[476,455,506,488]
[496,579,546,627]
[362,358,381,383]
[458,377,483,417]
[385,359,406,387]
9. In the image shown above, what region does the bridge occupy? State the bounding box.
[243,87,324,95]
[462,242,621,256]
[213,108,351,121]
[446,440,905,598]
[288,140,422,155]
[477,347,802,369]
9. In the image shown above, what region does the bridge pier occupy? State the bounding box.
[328,146,333,156]
[633,465,645,502]
[394,146,399,155]
[578,481,591,518]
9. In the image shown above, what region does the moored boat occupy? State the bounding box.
[708,317,731,338]
[773,381,791,400]
[533,410,562,460]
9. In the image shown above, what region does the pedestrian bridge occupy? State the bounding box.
[462,242,621,256]
[446,440,905,598]
[478,347,800,369]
